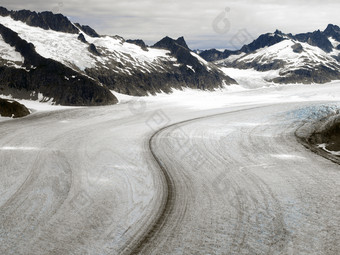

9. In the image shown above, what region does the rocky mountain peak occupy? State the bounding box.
[240,32,286,53]
[324,24,340,41]
[274,29,284,35]
[153,36,189,51]
[324,24,340,33]
[153,36,200,66]
[302,30,333,52]
[0,6,10,16]
[175,36,189,49]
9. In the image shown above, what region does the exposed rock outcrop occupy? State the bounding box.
[0,97,30,118]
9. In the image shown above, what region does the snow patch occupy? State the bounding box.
[186,65,195,72]
[0,146,40,151]
[0,34,24,63]
[270,154,306,160]
[318,143,340,156]
[0,116,13,122]
[328,37,340,48]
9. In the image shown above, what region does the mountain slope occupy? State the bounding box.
[0,22,117,106]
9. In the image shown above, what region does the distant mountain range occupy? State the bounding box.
[0,7,235,106]
[1,6,340,108]
[199,25,340,84]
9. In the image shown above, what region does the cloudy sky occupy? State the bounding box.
[2,0,340,50]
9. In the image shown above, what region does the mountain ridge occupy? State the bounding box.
[0,6,79,34]
[200,24,340,84]
[200,24,340,61]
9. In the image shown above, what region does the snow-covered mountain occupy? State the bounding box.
[201,25,340,84]
[0,7,235,106]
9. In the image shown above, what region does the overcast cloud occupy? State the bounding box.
[1,0,340,50]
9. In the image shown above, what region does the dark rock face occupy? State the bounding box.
[332,53,340,62]
[0,7,10,16]
[199,49,223,62]
[74,23,100,37]
[199,49,238,62]
[175,36,190,50]
[291,43,303,53]
[228,59,286,72]
[126,39,148,51]
[272,66,340,84]
[297,111,340,165]
[88,43,101,56]
[86,65,233,96]
[153,36,202,68]
[312,116,340,152]
[153,36,194,53]
[323,24,340,42]
[0,7,79,34]
[77,33,87,43]
[0,98,30,118]
[0,24,118,106]
[294,30,333,53]
[240,32,286,53]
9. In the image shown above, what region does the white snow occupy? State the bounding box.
[0,116,12,122]
[88,35,171,63]
[318,143,340,155]
[0,146,40,151]
[112,81,340,112]
[328,37,340,48]
[270,154,306,160]
[220,67,280,88]
[186,65,195,72]
[0,34,24,63]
